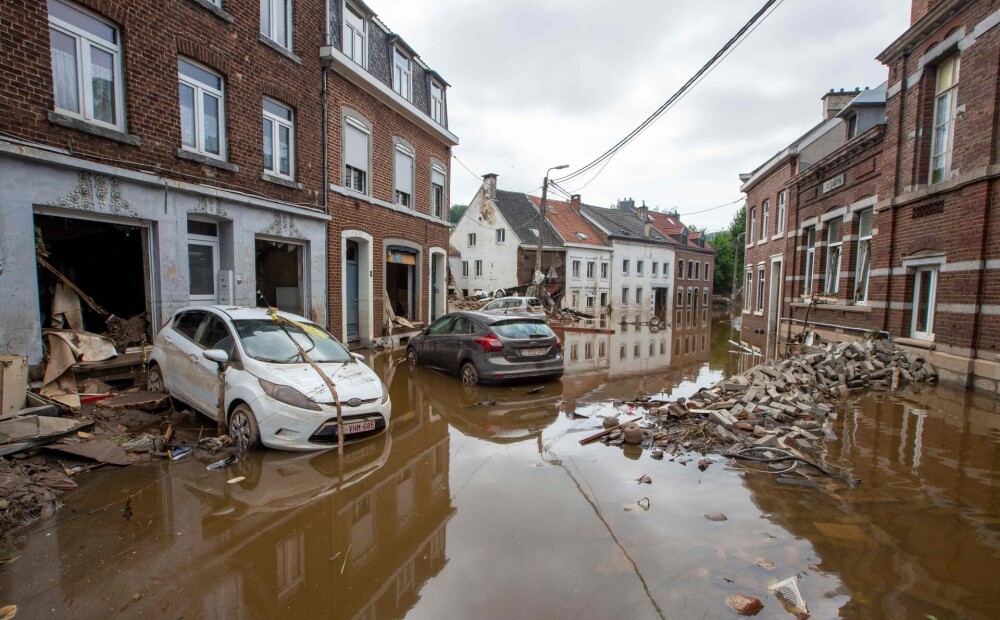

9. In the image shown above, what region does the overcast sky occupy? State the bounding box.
[376,0,911,232]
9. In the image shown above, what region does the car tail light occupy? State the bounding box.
[474,335,504,353]
[555,334,563,350]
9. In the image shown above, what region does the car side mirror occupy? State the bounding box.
[203,349,230,364]
[422,327,430,335]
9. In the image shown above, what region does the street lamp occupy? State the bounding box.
[532,164,569,302]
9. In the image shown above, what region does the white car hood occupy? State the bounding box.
[255,361,383,404]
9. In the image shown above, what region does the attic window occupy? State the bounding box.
[529,228,539,237]
[575,232,587,240]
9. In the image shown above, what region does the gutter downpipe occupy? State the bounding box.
[884,51,908,335]
[322,1,332,215]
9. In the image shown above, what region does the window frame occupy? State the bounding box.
[748,208,756,243]
[461,261,468,277]
[572,260,581,278]
[678,260,685,279]
[637,260,644,276]
[824,219,843,295]
[635,287,643,305]
[761,199,770,240]
[393,141,414,208]
[854,208,873,304]
[755,266,765,312]
[474,260,483,277]
[393,47,411,101]
[601,263,608,279]
[260,0,293,50]
[48,0,125,131]
[622,259,630,275]
[621,287,629,306]
[703,262,710,281]
[744,270,752,311]
[495,228,506,243]
[178,57,226,160]
[586,261,595,278]
[652,262,658,276]
[342,1,367,68]
[776,191,786,233]
[910,266,938,339]
[467,233,476,247]
[431,162,447,220]
[804,226,816,296]
[430,80,444,124]
[343,113,371,194]
[262,98,294,179]
[929,54,960,185]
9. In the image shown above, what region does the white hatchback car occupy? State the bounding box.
[148,306,391,451]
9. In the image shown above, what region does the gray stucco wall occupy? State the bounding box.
[0,147,329,365]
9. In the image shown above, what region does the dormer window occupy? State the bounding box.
[343,3,366,68]
[431,81,444,124]
[846,113,858,138]
[393,47,411,100]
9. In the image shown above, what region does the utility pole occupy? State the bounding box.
[531,164,569,301]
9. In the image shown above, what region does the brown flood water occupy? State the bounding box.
[1,313,998,618]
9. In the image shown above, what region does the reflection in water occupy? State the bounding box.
[1,311,998,618]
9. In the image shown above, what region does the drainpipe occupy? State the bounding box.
[884,52,909,334]
[322,66,330,215]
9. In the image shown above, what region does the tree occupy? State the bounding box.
[712,204,746,296]
[450,204,469,225]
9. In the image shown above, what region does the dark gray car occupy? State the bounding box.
[406,311,563,385]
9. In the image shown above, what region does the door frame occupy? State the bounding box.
[428,247,446,322]
[341,230,374,345]
[766,255,783,360]
[345,239,360,341]
[910,265,938,340]
[188,217,220,304]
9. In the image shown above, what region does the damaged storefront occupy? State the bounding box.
[0,147,328,401]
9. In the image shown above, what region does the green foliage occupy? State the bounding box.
[450,204,469,225]
[712,204,746,295]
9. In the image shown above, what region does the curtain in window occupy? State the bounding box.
[90,46,115,124]
[50,29,79,113]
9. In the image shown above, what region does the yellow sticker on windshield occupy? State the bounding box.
[271,315,331,341]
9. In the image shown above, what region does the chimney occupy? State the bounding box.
[570,194,581,213]
[617,197,635,211]
[910,0,937,25]
[821,88,861,120]
[638,201,651,237]
[482,173,498,200]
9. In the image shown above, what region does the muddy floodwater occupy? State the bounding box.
[1,314,999,618]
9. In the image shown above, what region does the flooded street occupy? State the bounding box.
[1,314,999,619]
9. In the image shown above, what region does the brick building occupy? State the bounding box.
[739,0,1000,392]
[0,0,456,363]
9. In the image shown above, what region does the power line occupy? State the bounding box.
[553,0,783,186]
[452,153,483,183]
[676,197,745,217]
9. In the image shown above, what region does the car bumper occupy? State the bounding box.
[477,355,564,383]
[251,395,392,451]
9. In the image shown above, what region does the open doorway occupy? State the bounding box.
[653,287,668,323]
[386,247,417,322]
[33,213,151,346]
[766,258,783,359]
[255,238,303,316]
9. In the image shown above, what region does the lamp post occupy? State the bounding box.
[532,164,569,301]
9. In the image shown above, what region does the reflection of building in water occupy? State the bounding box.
[561,322,712,378]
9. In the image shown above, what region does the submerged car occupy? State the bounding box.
[480,296,546,317]
[148,306,391,451]
[406,311,563,385]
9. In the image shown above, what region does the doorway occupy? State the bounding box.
[766,258,783,359]
[653,287,668,323]
[346,240,360,341]
[187,219,219,304]
[255,238,303,316]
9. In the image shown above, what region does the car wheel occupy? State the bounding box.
[460,361,480,386]
[406,347,418,366]
[147,363,166,393]
[229,403,262,451]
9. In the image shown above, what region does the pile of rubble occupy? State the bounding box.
[0,457,77,536]
[585,338,937,460]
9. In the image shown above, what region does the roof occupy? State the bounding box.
[494,190,563,248]
[837,82,887,119]
[738,117,842,192]
[646,210,714,252]
[448,244,461,257]
[580,206,673,245]
[526,195,610,248]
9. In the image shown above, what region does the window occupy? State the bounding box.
[188,219,219,302]
[703,290,708,305]
[911,267,938,339]
[749,208,756,243]
[693,262,699,280]
[600,292,607,307]
[622,259,630,275]
[777,191,786,233]
[467,233,476,247]
[432,164,446,219]
[652,262,658,276]
[461,261,468,277]
[178,58,224,158]
[620,344,626,360]
[854,209,873,303]
[761,200,770,240]
[688,261,694,279]
[930,55,960,184]
[677,289,684,308]
[263,99,294,179]
[572,261,581,278]
[621,287,629,305]
[586,262,595,278]
[260,0,292,50]
[431,81,444,124]
[601,263,608,279]
[393,47,411,100]
[575,232,588,241]
[744,271,752,310]
[663,262,670,278]
[704,262,710,281]
[495,228,505,243]
[678,260,685,279]
[343,116,370,193]
[824,219,842,294]
[756,267,765,312]
[474,260,482,277]
[693,288,699,311]
[394,143,414,207]
[804,227,816,296]
[847,114,858,139]
[635,287,643,305]
[571,291,579,308]
[586,294,595,309]
[48,0,123,130]
[637,260,644,276]
[343,3,366,67]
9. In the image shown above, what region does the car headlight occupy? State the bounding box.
[259,378,322,411]
[380,382,390,405]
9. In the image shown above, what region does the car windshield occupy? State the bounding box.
[491,320,554,339]
[233,319,352,364]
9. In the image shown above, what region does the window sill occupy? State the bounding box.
[894,336,935,350]
[48,111,141,146]
[175,148,239,172]
[791,300,872,314]
[257,34,301,64]
[261,172,303,190]
[753,311,764,316]
[187,0,234,23]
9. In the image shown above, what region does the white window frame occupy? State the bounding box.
[586,261,595,278]
[678,260,685,280]
[635,287,643,305]
[601,263,608,279]
[260,0,292,50]
[621,287,629,306]
[342,2,367,68]
[663,262,670,279]
[824,219,842,294]
[393,47,411,101]
[776,191,786,233]
[474,260,483,277]
[910,266,938,339]
[178,58,226,159]
[461,261,468,277]
[262,98,294,179]
[854,209,873,304]
[693,262,699,280]
[572,260,581,278]
[749,208,756,243]
[495,228,505,243]
[467,233,476,247]
[343,114,370,194]
[431,163,446,220]
[431,80,444,124]
[804,227,816,296]
[652,262,658,276]
[756,267,765,312]
[704,262,710,281]
[744,270,752,311]
[761,200,770,240]
[188,219,220,303]
[930,55,960,185]
[678,288,685,308]
[394,142,414,208]
[48,0,125,131]
[600,292,608,307]
[622,259,630,275]
[637,260,644,276]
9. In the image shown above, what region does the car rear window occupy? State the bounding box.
[491,320,553,339]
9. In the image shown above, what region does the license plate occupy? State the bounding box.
[342,419,377,435]
[522,347,547,357]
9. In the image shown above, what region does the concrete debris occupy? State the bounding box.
[704,512,728,521]
[726,593,764,616]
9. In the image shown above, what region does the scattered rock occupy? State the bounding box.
[636,474,652,484]
[650,450,664,460]
[726,593,764,616]
[704,512,728,522]
[754,558,775,570]
[623,424,644,445]
[698,458,711,471]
